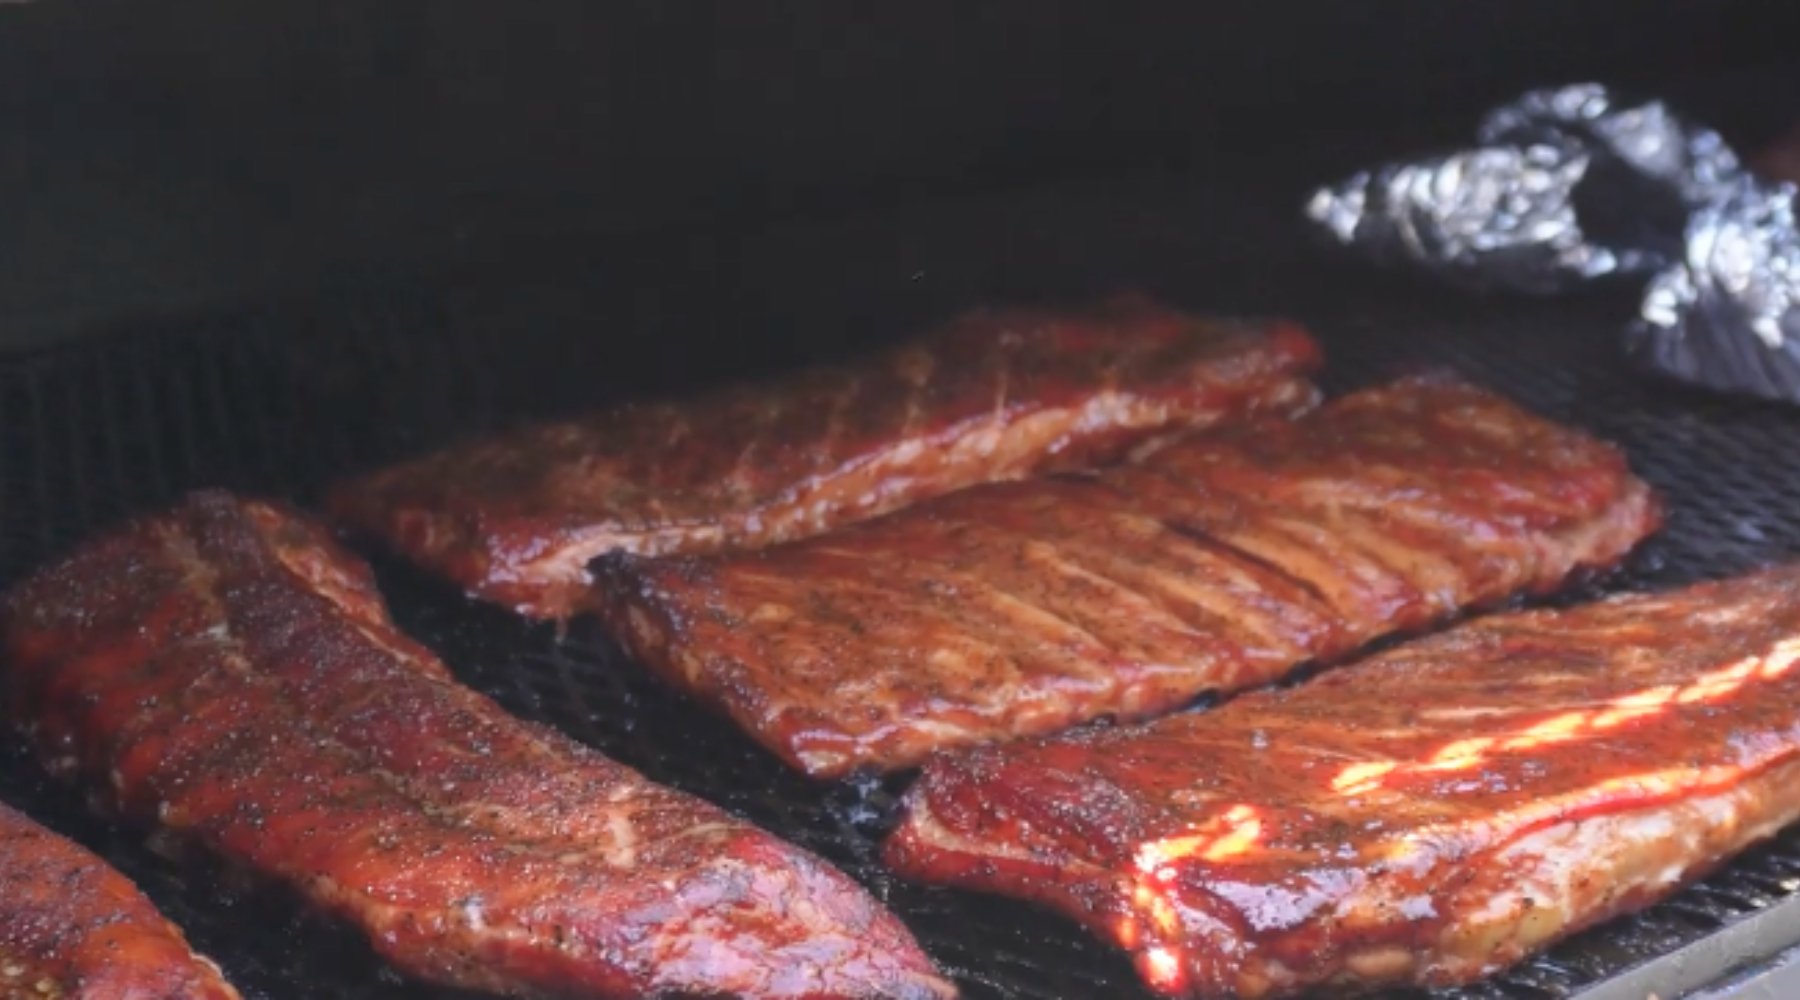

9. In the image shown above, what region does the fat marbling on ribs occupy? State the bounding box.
[329,294,1322,618]
[597,375,1660,777]
[0,802,240,1000]
[886,565,1800,998]
[1,492,953,1000]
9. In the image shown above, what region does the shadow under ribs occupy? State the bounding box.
[597,375,1661,778]
[1,492,953,1000]
[0,801,241,1000]
[328,294,1322,619]
[886,565,1800,998]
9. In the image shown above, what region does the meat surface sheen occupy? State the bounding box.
[328,294,1322,618]
[0,802,240,1000]
[1,492,953,1000]
[886,565,1800,998]
[1757,119,1800,183]
[598,375,1660,778]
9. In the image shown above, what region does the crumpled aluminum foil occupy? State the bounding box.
[1309,82,1800,403]
[1630,180,1800,402]
[1306,143,1603,293]
[1476,83,1744,207]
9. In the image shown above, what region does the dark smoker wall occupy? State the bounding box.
[0,1,1792,347]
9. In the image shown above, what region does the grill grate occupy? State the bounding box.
[3,273,1800,1000]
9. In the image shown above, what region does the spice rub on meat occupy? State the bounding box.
[330,295,1322,618]
[598,375,1660,777]
[0,802,240,1000]
[887,565,1800,998]
[1,492,954,1000]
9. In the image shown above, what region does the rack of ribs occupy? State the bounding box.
[596,375,1660,778]
[328,294,1322,618]
[1,492,954,1000]
[886,564,1800,998]
[0,801,240,1000]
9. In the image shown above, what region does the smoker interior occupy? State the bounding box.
[4,168,1800,1000]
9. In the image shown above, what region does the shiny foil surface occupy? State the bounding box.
[1310,83,1800,403]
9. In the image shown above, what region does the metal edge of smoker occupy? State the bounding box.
[1573,898,1800,1000]
[1687,947,1800,1000]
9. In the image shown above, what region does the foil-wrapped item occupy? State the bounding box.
[1476,83,1743,207]
[1306,144,1601,293]
[1310,82,1800,403]
[1630,180,1800,402]
[1308,83,1739,292]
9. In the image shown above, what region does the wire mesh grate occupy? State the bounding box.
[1,277,1799,999]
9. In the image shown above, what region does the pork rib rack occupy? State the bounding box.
[887,566,1800,999]
[0,801,240,1000]
[1,492,953,1000]
[329,295,1321,618]
[598,375,1660,777]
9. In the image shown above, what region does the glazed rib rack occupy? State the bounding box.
[4,284,1800,1000]
[596,374,1659,778]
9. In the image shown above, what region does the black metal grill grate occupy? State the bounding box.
[4,270,1800,1000]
